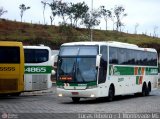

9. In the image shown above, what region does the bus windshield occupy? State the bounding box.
[59,45,98,56]
[58,45,98,83]
[58,57,97,83]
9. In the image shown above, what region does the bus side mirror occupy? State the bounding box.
[96,54,102,68]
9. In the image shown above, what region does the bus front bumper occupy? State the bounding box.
[57,88,99,98]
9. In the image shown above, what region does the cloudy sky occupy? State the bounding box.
[0,0,160,37]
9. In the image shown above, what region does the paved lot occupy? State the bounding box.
[0,85,160,119]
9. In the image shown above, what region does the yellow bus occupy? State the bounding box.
[0,41,24,96]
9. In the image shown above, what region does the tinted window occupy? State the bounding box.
[98,46,107,84]
[126,49,135,65]
[24,49,49,63]
[109,47,157,66]
[135,51,157,66]
[0,46,20,63]
[118,48,127,64]
[135,51,142,65]
[109,47,118,64]
[150,52,157,66]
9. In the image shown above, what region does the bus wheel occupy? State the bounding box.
[108,86,114,102]
[142,83,149,96]
[72,97,80,103]
[11,92,21,96]
[148,82,151,95]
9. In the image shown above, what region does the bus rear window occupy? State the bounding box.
[0,46,20,63]
[24,49,49,63]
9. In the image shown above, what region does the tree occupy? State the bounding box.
[41,0,48,24]
[134,23,139,34]
[0,7,7,18]
[119,22,125,32]
[81,9,101,40]
[56,1,68,24]
[100,6,111,30]
[66,3,74,26]
[114,5,127,31]
[153,26,158,38]
[19,4,30,22]
[50,16,54,25]
[81,10,101,30]
[110,9,116,30]
[69,2,89,27]
[49,0,58,25]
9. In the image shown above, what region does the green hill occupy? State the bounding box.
[0,18,160,53]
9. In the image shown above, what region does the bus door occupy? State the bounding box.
[98,46,107,96]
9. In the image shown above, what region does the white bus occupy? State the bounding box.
[24,45,54,91]
[56,41,158,102]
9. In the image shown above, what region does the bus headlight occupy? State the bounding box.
[58,93,63,97]
[87,85,97,89]
[90,94,95,97]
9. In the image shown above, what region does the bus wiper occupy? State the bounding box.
[77,64,85,82]
[70,61,76,81]
[72,62,76,74]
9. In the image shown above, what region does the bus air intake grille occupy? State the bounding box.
[32,75,48,90]
[0,79,18,91]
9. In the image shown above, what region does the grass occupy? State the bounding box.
[0,18,160,52]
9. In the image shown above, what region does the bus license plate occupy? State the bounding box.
[72,92,79,95]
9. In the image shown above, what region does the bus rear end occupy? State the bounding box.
[0,41,24,95]
[24,46,53,91]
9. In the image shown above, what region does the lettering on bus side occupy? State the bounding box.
[0,67,15,71]
[25,66,52,74]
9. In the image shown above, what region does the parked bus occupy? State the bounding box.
[24,45,54,91]
[56,41,158,102]
[0,41,24,96]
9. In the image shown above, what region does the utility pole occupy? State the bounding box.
[90,0,93,41]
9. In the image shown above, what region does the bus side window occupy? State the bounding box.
[126,49,135,65]
[118,48,127,65]
[109,47,118,64]
[98,46,107,84]
[152,52,157,66]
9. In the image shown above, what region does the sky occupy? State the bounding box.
[0,0,160,37]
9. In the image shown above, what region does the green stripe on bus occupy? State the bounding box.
[56,81,97,87]
[25,66,52,74]
[145,67,158,75]
[109,65,158,76]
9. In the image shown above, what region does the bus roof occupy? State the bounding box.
[23,45,51,50]
[61,41,157,53]
[0,41,23,47]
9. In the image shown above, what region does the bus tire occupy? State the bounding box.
[148,82,151,95]
[72,97,80,103]
[11,92,21,96]
[142,83,148,96]
[108,86,114,102]
[146,87,149,96]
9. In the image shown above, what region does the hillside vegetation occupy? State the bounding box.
[0,19,160,53]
